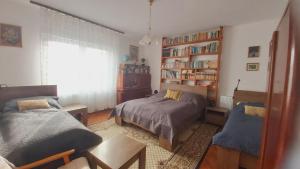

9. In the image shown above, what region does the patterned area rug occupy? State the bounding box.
[89,119,218,169]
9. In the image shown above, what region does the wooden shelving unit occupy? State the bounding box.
[160,27,224,106]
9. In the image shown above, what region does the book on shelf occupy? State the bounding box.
[190,42,219,55]
[162,47,189,57]
[195,72,217,81]
[161,70,180,79]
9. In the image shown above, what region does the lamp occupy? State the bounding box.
[139,0,154,46]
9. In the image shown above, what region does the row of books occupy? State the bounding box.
[162,47,189,57]
[162,42,219,57]
[195,72,217,81]
[161,61,189,69]
[163,72,217,81]
[181,70,195,80]
[161,70,180,79]
[162,29,221,47]
[180,73,217,81]
[161,60,217,69]
[190,42,219,55]
[191,60,216,69]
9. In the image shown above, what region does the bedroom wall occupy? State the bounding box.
[0,0,41,86]
[0,0,138,87]
[220,19,278,97]
[141,19,279,106]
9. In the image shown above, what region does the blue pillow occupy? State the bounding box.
[2,96,62,113]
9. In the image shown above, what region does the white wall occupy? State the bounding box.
[140,39,162,91]
[141,19,279,104]
[119,36,140,64]
[0,0,136,87]
[0,0,41,86]
[220,19,279,97]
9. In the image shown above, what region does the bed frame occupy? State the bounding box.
[115,83,208,151]
[0,85,57,111]
[215,90,267,169]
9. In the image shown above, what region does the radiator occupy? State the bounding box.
[219,96,233,110]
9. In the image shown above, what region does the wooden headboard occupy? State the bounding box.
[233,90,267,106]
[161,83,207,97]
[0,85,57,111]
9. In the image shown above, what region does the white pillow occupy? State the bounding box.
[0,156,15,169]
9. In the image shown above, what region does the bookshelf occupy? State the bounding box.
[160,27,223,106]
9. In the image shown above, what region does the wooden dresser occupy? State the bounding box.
[117,64,152,104]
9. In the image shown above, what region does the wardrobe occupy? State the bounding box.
[259,1,300,168]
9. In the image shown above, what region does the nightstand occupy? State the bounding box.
[205,107,229,126]
[62,105,88,126]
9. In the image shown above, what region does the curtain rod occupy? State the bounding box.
[30,0,125,34]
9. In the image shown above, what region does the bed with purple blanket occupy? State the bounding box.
[112,84,207,151]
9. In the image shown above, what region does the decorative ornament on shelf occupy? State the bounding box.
[121,55,129,63]
[139,0,154,46]
[141,58,146,66]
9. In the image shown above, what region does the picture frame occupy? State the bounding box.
[248,46,260,58]
[247,63,259,71]
[129,45,139,62]
[0,23,22,47]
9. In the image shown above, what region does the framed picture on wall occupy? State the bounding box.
[0,23,22,47]
[247,63,259,71]
[129,45,139,62]
[248,46,260,58]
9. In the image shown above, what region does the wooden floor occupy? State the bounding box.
[198,146,218,169]
[199,145,239,169]
[87,109,111,125]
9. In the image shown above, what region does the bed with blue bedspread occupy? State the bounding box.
[212,102,264,156]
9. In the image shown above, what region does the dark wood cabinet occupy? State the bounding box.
[117,64,152,104]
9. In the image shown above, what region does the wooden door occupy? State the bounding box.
[259,1,300,168]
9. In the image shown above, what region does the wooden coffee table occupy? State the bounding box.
[86,135,146,169]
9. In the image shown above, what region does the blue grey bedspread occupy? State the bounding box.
[0,109,102,166]
[212,103,264,156]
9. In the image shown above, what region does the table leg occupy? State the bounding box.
[138,147,146,169]
[85,154,97,169]
[81,112,88,126]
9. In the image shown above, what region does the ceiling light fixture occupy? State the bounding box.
[139,0,154,46]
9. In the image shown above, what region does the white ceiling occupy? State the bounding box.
[19,0,287,38]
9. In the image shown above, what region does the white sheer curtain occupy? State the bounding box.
[40,8,120,112]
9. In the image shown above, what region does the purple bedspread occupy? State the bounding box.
[111,92,206,144]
